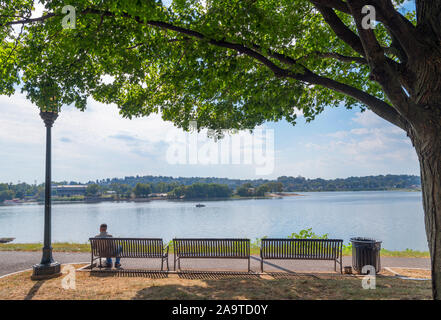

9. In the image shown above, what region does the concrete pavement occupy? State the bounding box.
[0,251,431,277]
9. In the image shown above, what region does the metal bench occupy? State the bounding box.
[89,238,169,271]
[260,238,343,273]
[173,238,251,272]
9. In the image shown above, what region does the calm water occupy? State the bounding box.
[0,191,427,251]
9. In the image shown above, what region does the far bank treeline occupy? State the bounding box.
[0,175,421,202]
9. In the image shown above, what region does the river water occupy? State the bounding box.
[0,191,427,251]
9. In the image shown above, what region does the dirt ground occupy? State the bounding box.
[0,264,432,300]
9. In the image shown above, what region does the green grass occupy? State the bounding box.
[341,244,429,258]
[377,248,429,258]
[52,195,85,201]
[0,242,430,258]
[0,242,90,252]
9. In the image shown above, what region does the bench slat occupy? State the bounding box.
[261,238,343,260]
[173,238,250,258]
[90,238,165,258]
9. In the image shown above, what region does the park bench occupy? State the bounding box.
[260,238,343,273]
[173,238,251,272]
[89,238,169,271]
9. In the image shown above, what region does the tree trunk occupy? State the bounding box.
[411,126,441,299]
[409,2,441,298]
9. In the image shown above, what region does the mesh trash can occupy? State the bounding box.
[350,237,382,274]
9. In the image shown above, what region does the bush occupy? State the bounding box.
[288,228,329,239]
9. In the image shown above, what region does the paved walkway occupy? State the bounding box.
[0,251,431,277]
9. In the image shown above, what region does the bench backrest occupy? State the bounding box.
[261,239,343,260]
[173,238,250,258]
[90,238,164,258]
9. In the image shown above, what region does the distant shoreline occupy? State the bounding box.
[0,193,298,206]
[0,189,422,207]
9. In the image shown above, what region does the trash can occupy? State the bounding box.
[350,237,382,274]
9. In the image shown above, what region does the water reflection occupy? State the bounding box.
[0,191,426,251]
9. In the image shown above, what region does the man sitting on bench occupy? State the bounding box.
[95,223,121,269]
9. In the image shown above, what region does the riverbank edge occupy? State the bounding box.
[3,188,421,206]
[0,243,430,258]
[0,193,304,206]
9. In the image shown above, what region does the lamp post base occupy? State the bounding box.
[31,262,61,280]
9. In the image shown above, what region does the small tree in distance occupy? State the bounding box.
[85,184,100,197]
[133,183,152,198]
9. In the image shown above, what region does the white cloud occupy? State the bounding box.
[31,1,45,18]
[352,110,385,127]
[0,92,183,182]
[274,110,419,179]
[0,92,279,182]
[326,112,416,164]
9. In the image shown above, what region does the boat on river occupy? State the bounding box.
[0,238,15,243]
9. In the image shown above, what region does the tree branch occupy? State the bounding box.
[4,7,408,130]
[309,0,350,14]
[346,0,411,117]
[369,0,421,60]
[300,51,367,64]
[1,12,56,26]
[300,68,407,130]
[313,3,366,57]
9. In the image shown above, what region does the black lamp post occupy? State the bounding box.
[32,110,61,279]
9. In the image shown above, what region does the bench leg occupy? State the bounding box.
[261,258,264,273]
[248,257,251,273]
[173,255,176,271]
[166,256,169,271]
[340,257,343,274]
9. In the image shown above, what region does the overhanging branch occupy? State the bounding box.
[300,51,367,64]
[347,0,412,117]
[299,68,407,130]
[369,0,421,60]
[4,7,408,130]
[313,3,366,57]
[309,0,350,14]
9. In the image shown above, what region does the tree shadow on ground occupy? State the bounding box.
[89,270,168,279]
[131,273,431,300]
[177,271,261,280]
[132,279,280,300]
[131,273,315,300]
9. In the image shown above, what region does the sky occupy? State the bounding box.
[0,1,420,184]
[0,93,419,184]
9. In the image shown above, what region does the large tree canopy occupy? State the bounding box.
[1,0,416,131]
[2,0,441,298]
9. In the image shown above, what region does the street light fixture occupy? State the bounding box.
[32,108,61,279]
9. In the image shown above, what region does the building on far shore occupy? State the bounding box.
[149,193,168,198]
[52,185,87,197]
